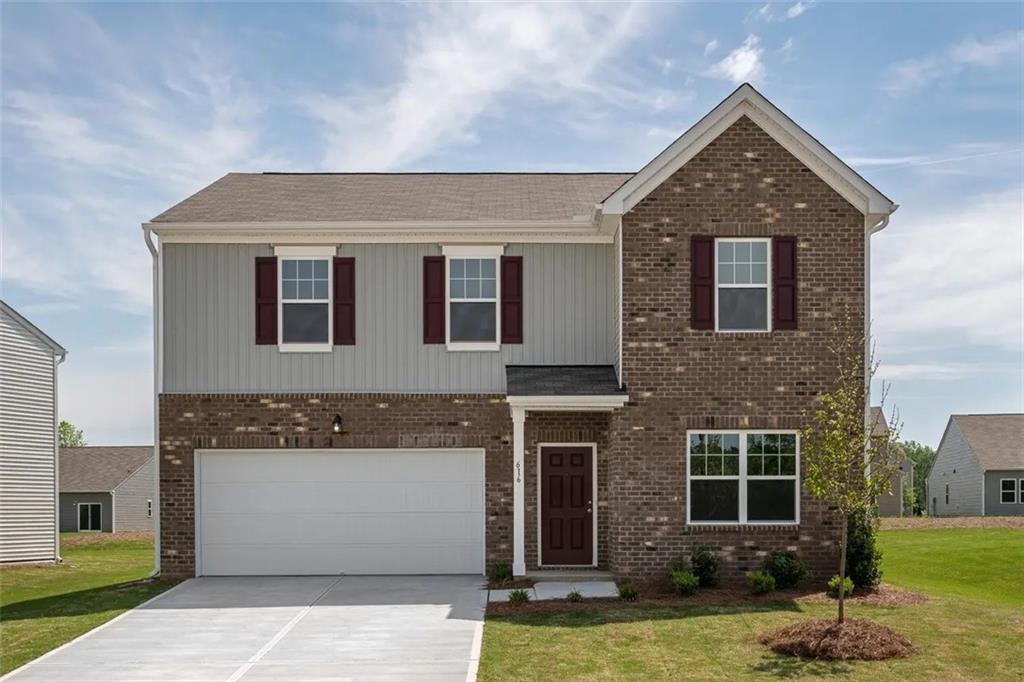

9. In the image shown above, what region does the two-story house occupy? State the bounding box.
[146,84,895,580]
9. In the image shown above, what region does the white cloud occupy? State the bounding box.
[874,363,976,381]
[704,39,719,55]
[748,1,814,23]
[704,34,764,84]
[884,31,1023,94]
[873,187,1024,352]
[302,3,655,170]
[785,1,816,19]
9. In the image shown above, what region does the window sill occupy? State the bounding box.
[686,522,800,529]
[278,343,332,353]
[447,342,500,352]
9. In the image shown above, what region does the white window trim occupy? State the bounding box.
[275,247,335,353]
[714,237,772,333]
[999,478,1017,504]
[442,244,504,352]
[147,499,153,518]
[77,502,102,532]
[685,429,800,526]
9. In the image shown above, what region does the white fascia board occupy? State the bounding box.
[442,244,505,257]
[506,395,629,411]
[273,245,338,257]
[598,84,896,219]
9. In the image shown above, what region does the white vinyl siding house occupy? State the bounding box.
[0,301,66,563]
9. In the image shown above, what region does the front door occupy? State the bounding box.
[540,446,593,565]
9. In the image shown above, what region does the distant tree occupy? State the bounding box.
[897,440,935,515]
[802,318,903,624]
[58,420,86,448]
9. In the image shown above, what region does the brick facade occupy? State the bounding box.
[608,114,863,579]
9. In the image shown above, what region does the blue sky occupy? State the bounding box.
[2,2,1021,447]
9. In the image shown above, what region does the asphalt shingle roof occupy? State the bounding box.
[59,447,153,493]
[150,172,634,224]
[506,365,624,397]
[952,414,1024,471]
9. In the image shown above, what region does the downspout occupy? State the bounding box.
[143,224,161,577]
[864,207,897,474]
[53,351,65,563]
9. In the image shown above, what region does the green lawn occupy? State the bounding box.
[0,534,177,676]
[479,527,1024,680]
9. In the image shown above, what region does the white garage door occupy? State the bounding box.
[196,449,485,576]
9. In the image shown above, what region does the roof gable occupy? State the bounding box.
[599,83,896,223]
[59,446,153,492]
[951,414,1024,471]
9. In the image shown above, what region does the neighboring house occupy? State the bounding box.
[927,414,1024,517]
[0,300,66,564]
[144,84,897,580]
[871,407,914,518]
[59,447,155,533]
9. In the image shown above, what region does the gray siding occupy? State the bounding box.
[927,421,984,516]
[878,458,913,518]
[163,243,615,394]
[985,470,1024,517]
[0,308,58,562]
[59,493,113,532]
[112,457,155,532]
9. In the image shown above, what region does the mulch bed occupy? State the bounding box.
[61,532,154,548]
[880,516,1024,530]
[797,584,928,607]
[487,578,536,590]
[759,618,915,660]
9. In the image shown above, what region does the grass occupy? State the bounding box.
[0,533,177,676]
[479,527,1024,680]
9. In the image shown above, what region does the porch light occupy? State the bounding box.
[332,415,344,434]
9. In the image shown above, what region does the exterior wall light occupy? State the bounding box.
[332,415,344,434]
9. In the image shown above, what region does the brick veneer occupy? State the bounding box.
[608,115,865,579]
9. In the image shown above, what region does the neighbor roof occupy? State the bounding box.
[59,447,153,493]
[869,407,888,437]
[506,365,624,397]
[150,173,632,224]
[951,414,1024,471]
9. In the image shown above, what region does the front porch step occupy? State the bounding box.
[526,570,615,582]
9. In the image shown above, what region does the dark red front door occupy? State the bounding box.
[541,447,593,565]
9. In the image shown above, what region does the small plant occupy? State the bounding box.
[747,570,776,595]
[566,589,584,603]
[846,510,883,589]
[827,575,854,599]
[507,588,531,604]
[762,550,807,589]
[667,554,690,573]
[487,563,513,584]
[671,569,700,596]
[690,547,720,587]
[617,580,639,601]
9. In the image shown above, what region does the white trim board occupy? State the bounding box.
[506,395,629,411]
[599,83,896,223]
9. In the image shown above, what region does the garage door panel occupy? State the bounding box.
[197,450,484,576]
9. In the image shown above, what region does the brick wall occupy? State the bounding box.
[610,114,865,580]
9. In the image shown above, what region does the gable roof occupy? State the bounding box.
[598,83,897,224]
[59,446,153,493]
[150,172,632,225]
[869,406,888,437]
[0,299,66,359]
[949,414,1024,471]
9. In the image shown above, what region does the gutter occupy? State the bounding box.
[142,225,161,578]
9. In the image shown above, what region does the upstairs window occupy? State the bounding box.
[281,258,330,346]
[716,238,770,331]
[443,245,502,351]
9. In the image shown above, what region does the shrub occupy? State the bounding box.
[667,554,690,573]
[671,569,700,596]
[566,589,584,603]
[846,510,883,589]
[507,588,531,604]
[487,563,513,584]
[827,575,855,599]
[747,570,776,595]
[617,580,639,601]
[762,550,807,589]
[690,547,720,587]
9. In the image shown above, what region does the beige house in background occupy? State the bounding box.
[871,407,914,518]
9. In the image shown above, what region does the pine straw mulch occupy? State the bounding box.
[880,516,1024,530]
[758,618,915,660]
[61,532,154,548]
[797,583,928,607]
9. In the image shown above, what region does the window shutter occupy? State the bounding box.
[691,236,715,330]
[773,236,798,330]
[500,256,523,344]
[255,256,277,345]
[423,256,446,343]
[333,257,355,345]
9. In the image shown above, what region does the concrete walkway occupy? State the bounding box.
[4,575,486,682]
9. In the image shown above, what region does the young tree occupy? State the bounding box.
[59,420,87,448]
[802,320,902,624]
[898,440,935,515]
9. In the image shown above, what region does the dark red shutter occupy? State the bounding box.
[255,257,277,344]
[773,236,798,330]
[423,256,445,343]
[333,257,355,345]
[500,256,523,344]
[691,236,715,330]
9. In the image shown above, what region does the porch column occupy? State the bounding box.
[511,406,526,576]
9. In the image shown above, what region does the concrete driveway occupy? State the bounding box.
[4,575,486,682]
